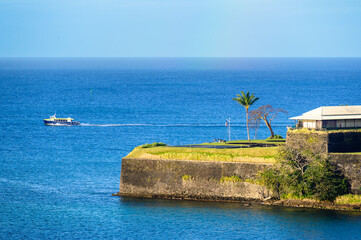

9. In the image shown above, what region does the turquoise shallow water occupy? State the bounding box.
[1,58,361,239]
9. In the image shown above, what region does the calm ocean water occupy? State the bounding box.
[1,58,361,239]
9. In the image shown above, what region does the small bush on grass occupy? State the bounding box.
[141,142,167,148]
[267,135,283,140]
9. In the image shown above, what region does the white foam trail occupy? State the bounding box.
[79,123,291,127]
[80,123,152,127]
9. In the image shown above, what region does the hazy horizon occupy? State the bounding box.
[0,0,360,58]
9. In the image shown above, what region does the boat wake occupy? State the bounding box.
[80,123,153,127]
[80,123,290,127]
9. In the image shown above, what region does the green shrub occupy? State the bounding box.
[303,158,349,201]
[259,145,350,201]
[141,142,167,148]
[258,168,283,198]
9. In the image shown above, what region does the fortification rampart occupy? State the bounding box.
[330,154,361,194]
[287,130,361,153]
[117,131,361,202]
[117,158,274,201]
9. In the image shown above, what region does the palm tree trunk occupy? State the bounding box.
[246,108,250,141]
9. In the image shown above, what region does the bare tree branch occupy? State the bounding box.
[249,105,288,139]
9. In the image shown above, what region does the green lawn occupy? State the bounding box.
[125,140,279,163]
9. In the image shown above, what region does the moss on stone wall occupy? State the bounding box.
[182,175,193,181]
[220,175,242,183]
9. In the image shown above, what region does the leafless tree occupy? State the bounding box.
[249,105,287,139]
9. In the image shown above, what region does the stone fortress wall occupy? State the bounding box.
[117,131,361,200]
[117,158,273,201]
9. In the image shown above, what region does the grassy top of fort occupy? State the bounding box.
[124,140,284,163]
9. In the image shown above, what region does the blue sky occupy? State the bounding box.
[0,0,360,57]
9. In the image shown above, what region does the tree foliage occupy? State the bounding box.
[259,144,349,201]
[249,105,287,139]
[232,91,259,141]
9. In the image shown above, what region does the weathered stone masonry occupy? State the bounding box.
[286,130,361,153]
[117,158,274,201]
[330,154,361,194]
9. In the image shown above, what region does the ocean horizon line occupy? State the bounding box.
[1,56,361,59]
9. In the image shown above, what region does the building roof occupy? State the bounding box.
[290,105,361,120]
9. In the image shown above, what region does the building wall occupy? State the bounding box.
[303,120,316,129]
[301,119,361,130]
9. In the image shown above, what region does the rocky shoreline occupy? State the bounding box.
[263,199,361,212]
[113,193,361,212]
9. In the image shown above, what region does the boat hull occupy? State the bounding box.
[44,120,80,126]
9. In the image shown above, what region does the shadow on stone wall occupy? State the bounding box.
[329,132,361,153]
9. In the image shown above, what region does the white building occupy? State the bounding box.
[290,105,361,130]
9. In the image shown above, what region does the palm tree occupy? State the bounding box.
[233,91,259,141]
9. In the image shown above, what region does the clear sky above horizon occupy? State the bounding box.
[0,0,360,57]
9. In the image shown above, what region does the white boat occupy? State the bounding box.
[43,114,80,126]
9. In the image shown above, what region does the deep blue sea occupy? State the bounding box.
[1,58,361,239]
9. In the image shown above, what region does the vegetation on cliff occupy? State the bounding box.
[259,144,350,201]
